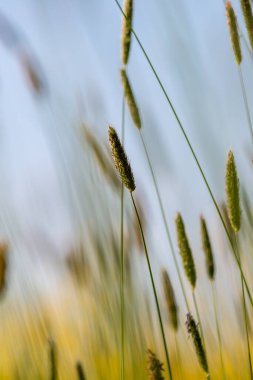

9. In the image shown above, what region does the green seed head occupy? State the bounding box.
[175,213,196,289]
[186,313,209,374]
[225,150,241,233]
[147,349,165,380]
[161,269,178,331]
[225,1,242,65]
[200,216,215,281]
[121,0,133,66]
[240,0,253,51]
[108,126,136,192]
[121,69,142,130]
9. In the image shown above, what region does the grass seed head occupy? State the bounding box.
[121,69,142,130]
[121,0,133,66]
[175,213,196,289]
[200,216,215,280]
[147,349,165,380]
[225,150,241,233]
[161,269,178,331]
[186,313,209,374]
[225,1,242,65]
[240,0,253,51]
[108,126,136,192]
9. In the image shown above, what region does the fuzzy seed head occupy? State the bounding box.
[240,0,253,51]
[121,0,133,66]
[200,216,215,280]
[108,126,136,192]
[161,269,178,331]
[186,313,209,374]
[226,1,242,65]
[121,69,142,130]
[175,213,196,289]
[225,150,241,233]
[147,349,165,380]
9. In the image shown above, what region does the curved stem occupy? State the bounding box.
[113,0,253,308]
[131,192,173,380]
[139,130,190,312]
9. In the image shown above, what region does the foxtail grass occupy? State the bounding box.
[175,213,207,360]
[161,269,178,331]
[240,0,253,51]
[113,0,253,308]
[121,0,133,66]
[225,1,242,65]
[225,2,253,141]
[200,216,226,379]
[108,126,173,380]
[186,313,210,378]
[225,150,253,378]
[147,349,165,380]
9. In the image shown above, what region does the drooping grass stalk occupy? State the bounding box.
[120,96,125,380]
[131,192,173,380]
[113,0,253,307]
[108,126,173,379]
[211,283,226,380]
[48,339,57,380]
[76,361,86,380]
[225,150,253,379]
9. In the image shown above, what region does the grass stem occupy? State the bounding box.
[139,130,190,312]
[130,192,173,380]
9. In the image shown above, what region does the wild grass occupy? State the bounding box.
[1,0,253,379]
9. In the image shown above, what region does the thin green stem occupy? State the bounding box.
[211,283,226,380]
[235,236,253,380]
[238,67,253,143]
[131,192,173,380]
[139,130,190,312]
[120,97,125,380]
[113,0,253,308]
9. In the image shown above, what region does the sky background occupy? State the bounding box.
[0,0,252,303]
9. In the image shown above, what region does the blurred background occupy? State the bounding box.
[0,0,253,378]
